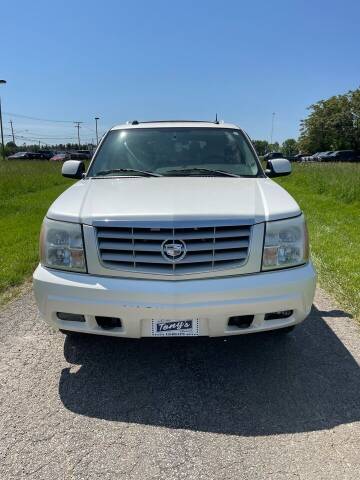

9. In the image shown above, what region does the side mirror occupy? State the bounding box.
[265,158,292,177]
[62,160,85,179]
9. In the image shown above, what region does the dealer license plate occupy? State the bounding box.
[151,319,199,337]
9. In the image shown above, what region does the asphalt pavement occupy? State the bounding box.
[0,287,359,479]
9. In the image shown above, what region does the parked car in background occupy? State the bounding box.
[286,153,307,162]
[316,151,334,162]
[32,152,50,160]
[295,153,310,162]
[38,150,55,160]
[70,150,92,160]
[300,155,312,162]
[50,153,71,162]
[263,152,283,161]
[7,152,31,160]
[8,151,44,160]
[309,152,323,161]
[309,151,332,161]
[326,150,359,162]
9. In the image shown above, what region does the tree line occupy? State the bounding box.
[251,139,299,157]
[298,87,360,152]
[253,86,360,156]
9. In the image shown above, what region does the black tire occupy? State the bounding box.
[272,325,296,335]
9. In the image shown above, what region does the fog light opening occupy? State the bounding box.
[57,312,85,322]
[228,315,254,329]
[95,316,122,330]
[264,310,293,321]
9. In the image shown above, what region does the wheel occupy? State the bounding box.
[272,325,296,335]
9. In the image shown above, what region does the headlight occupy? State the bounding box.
[40,218,87,272]
[262,214,309,270]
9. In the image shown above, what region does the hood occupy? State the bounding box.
[47,177,301,225]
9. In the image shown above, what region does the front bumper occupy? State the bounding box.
[33,263,316,337]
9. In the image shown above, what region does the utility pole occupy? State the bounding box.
[95,117,100,144]
[270,112,275,146]
[9,119,15,143]
[0,79,6,160]
[74,121,83,148]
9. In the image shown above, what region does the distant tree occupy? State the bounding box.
[268,142,280,152]
[298,87,360,153]
[282,138,298,156]
[4,141,17,156]
[252,140,269,156]
[5,142,17,157]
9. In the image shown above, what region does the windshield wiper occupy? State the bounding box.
[94,168,162,177]
[162,167,240,177]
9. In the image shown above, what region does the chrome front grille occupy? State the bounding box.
[96,222,251,275]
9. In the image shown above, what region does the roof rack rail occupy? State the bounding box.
[130,119,221,125]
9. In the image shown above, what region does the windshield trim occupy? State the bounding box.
[86,127,265,179]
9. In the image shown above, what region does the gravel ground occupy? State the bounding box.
[0,286,359,479]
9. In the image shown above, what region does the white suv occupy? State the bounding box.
[33,121,316,338]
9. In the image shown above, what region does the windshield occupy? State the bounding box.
[88,127,261,177]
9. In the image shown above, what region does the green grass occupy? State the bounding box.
[0,160,74,300]
[276,163,360,319]
[0,160,359,319]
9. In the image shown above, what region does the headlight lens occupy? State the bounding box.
[40,218,87,272]
[262,214,309,270]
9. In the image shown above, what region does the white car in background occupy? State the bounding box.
[33,120,316,338]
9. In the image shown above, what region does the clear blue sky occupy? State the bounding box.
[1,0,359,145]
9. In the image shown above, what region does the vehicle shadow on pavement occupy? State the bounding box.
[59,305,360,436]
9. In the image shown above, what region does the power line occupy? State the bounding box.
[3,127,87,140]
[12,134,94,144]
[5,132,94,143]
[4,130,81,140]
[17,133,78,140]
[2,111,109,138]
[82,124,97,133]
[3,111,75,123]
[1,109,102,146]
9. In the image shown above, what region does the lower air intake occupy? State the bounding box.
[95,316,122,330]
[228,315,254,329]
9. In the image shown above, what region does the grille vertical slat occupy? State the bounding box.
[131,227,136,269]
[96,223,251,275]
[212,226,216,269]
[172,227,175,274]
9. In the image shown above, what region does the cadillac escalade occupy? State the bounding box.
[33,120,316,338]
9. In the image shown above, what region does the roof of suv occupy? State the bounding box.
[111,120,240,130]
